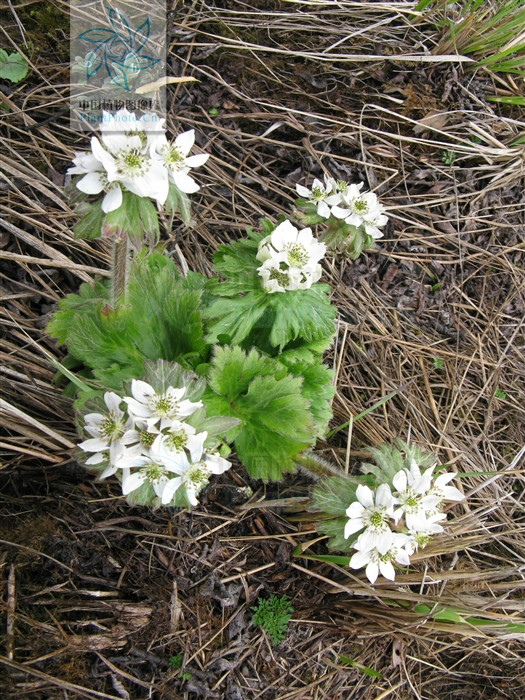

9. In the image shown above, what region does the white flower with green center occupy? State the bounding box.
[392,466,436,529]
[404,512,447,555]
[257,220,326,270]
[78,391,134,467]
[68,109,169,213]
[426,472,465,507]
[256,258,304,294]
[350,533,411,584]
[151,422,207,460]
[344,483,395,554]
[331,184,388,239]
[124,380,202,430]
[296,176,336,218]
[121,458,182,502]
[149,435,232,506]
[153,129,209,194]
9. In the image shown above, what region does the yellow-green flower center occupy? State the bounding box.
[353,199,368,213]
[186,463,209,486]
[99,415,123,442]
[163,145,184,169]
[142,463,166,484]
[165,429,188,451]
[286,243,309,268]
[154,396,178,416]
[139,430,156,447]
[116,149,149,177]
[268,268,290,287]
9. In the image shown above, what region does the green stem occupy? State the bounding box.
[295,451,357,481]
[111,233,129,308]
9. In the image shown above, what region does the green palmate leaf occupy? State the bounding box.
[73,200,106,240]
[279,359,335,437]
[310,475,359,516]
[47,252,208,389]
[205,346,316,480]
[204,232,336,351]
[316,516,356,552]
[0,49,29,83]
[360,439,436,488]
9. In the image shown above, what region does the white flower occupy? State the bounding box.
[392,466,436,528]
[350,533,411,584]
[68,109,169,212]
[124,380,202,430]
[78,392,134,466]
[256,257,305,294]
[256,220,326,269]
[120,457,183,502]
[296,176,336,218]
[151,422,207,460]
[152,129,209,194]
[331,184,388,239]
[148,433,231,506]
[344,484,395,554]
[427,472,465,505]
[256,220,325,293]
[404,512,447,555]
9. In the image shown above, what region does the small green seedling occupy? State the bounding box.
[494,387,507,399]
[252,594,294,645]
[441,150,456,165]
[432,357,444,369]
[0,49,29,83]
[169,653,183,669]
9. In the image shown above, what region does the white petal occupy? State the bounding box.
[79,437,107,452]
[174,129,195,156]
[365,561,379,584]
[392,469,407,493]
[171,170,200,193]
[131,380,155,403]
[185,153,209,168]
[376,483,393,509]
[375,530,393,555]
[99,463,118,479]
[356,484,374,508]
[316,201,331,218]
[122,470,146,495]
[161,477,182,504]
[345,501,364,518]
[441,485,465,501]
[355,529,379,552]
[104,392,122,414]
[295,184,310,197]
[76,171,105,195]
[102,186,122,213]
[379,560,396,581]
[85,452,104,465]
[349,550,370,570]
[344,518,364,539]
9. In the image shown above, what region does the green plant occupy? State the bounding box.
[169,654,182,669]
[417,0,525,78]
[252,594,294,644]
[441,149,456,165]
[0,49,28,83]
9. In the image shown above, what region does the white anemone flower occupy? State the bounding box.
[153,129,209,194]
[124,380,202,430]
[151,422,207,460]
[256,257,304,294]
[256,220,326,269]
[344,483,395,554]
[331,184,388,239]
[404,512,447,555]
[392,466,437,528]
[145,432,231,506]
[68,109,170,213]
[120,457,183,503]
[78,391,134,466]
[427,472,465,505]
[350,533,411,584]
[296,176,336,218]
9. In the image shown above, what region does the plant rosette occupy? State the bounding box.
[311,441,465,584]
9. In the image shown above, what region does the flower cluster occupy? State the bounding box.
[255,219,326,293]
[345,461,464,584]
[68,109,209,213]
[78,381,231,506]
[296,175,388,240]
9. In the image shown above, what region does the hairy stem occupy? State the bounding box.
[111,233,129,307]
